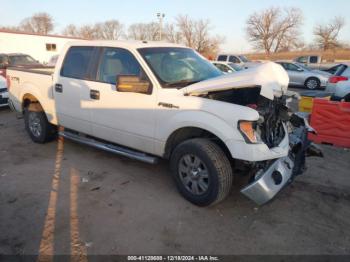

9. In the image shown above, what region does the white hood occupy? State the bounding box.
[184,62,289,100]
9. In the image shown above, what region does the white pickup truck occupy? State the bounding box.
[7,41,320,206]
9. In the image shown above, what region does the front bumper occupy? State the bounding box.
[241,156,294,205]
[240,113,319,205]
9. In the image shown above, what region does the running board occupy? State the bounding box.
[59,131,158,164]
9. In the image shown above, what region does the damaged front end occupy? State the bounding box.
[185,62,323,205]
[202,86,323,205]
[240,97,323,205]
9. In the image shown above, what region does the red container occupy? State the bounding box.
[308,98,350,148]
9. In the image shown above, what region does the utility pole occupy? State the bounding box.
[157,13,165,41]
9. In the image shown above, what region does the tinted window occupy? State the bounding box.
[214,63,230,73]
[238,55,250,63]
[61,46,94,79]
[296,56,307,63]
[284,63,300,71]
[335,65,349,76]
[217,55,227,61]
[309,56,318,63]
[229,56,240,63]
[9,55,37,65]
[97,48,141,84]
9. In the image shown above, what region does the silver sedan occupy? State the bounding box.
[276,61,331,89]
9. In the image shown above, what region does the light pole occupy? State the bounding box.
[157,13,165,41]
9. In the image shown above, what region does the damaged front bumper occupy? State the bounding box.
[240,113,322,205]
[241,156,294,205]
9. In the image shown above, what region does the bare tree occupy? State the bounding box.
[246,7,303,54]
[78,25,98,40]
[176,15,223,57]
[20,12,54,34]
[176,15,196,48]
[62,24,79,37]
[163,23,182,43]
[128,22,159,41]
[314,17,345,50]
[94,20,124,40]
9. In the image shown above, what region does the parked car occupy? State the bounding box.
[7,41,319,206]
[0,53,44,78]
[323,63,344,75]
[326,63,350,102]
[276,61,331,89]
[0,75,8,107]
[216,53,259,68]
[211,61,243,73]
[293,55,337,71]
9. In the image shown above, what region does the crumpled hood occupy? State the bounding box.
[184,62,289,100]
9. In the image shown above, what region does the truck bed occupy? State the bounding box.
[7,66,57,124]
[7,66,55,75]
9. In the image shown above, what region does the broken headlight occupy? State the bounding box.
[238,121,262,144]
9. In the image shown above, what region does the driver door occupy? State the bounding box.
[88,47,157,155]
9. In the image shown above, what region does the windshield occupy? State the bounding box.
[228,63,242,71]
[9,55,37,65]
[138,47,222,88]
[238,55,250,63]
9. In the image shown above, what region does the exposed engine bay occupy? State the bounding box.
[205,86,288,148]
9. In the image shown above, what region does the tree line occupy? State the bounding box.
[1,8,347,56]
[0,13,223,58]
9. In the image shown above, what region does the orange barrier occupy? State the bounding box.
[308,98,350,148]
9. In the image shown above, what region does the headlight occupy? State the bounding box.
[238,121,261,144]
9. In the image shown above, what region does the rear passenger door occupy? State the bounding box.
[54,46,97,135]
[88,47,157,155]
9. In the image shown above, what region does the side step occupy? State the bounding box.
[59,130,158,164]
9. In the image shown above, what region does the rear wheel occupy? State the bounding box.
[304,77,320,90]
[24,108,56,143]
[170,138,233,206]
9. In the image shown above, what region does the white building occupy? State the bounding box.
[0,30,83,64]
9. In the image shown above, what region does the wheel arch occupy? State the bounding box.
[163,126,232,161]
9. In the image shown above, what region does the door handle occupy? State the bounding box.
[55,84,63,93]
[90,89,100,100]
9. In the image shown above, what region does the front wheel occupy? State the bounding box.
[24,108,56,143]
[170,138,233,206]
[304,77,320,90]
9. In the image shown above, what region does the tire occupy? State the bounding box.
[24,108,56,143]
[304,77,320,90]
[170,138,233,206]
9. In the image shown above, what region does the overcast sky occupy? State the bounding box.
[2,0,350,53]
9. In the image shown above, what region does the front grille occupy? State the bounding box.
[256,97,289,148]
[0,97,8,104]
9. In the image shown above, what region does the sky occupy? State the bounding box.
[1,0,350,53]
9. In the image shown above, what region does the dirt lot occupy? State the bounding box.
[0,99,350,257]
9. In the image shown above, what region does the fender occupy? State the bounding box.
[155,110,246,157]
[20,82,58,125]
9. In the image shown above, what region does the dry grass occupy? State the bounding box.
[246,49,350,62]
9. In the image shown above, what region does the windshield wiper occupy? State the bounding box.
[164,79,201,88]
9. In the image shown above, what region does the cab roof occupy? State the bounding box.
[65,40,187,50]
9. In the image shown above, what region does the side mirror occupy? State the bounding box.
[116,75,151,94]
[297,68,304,72]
